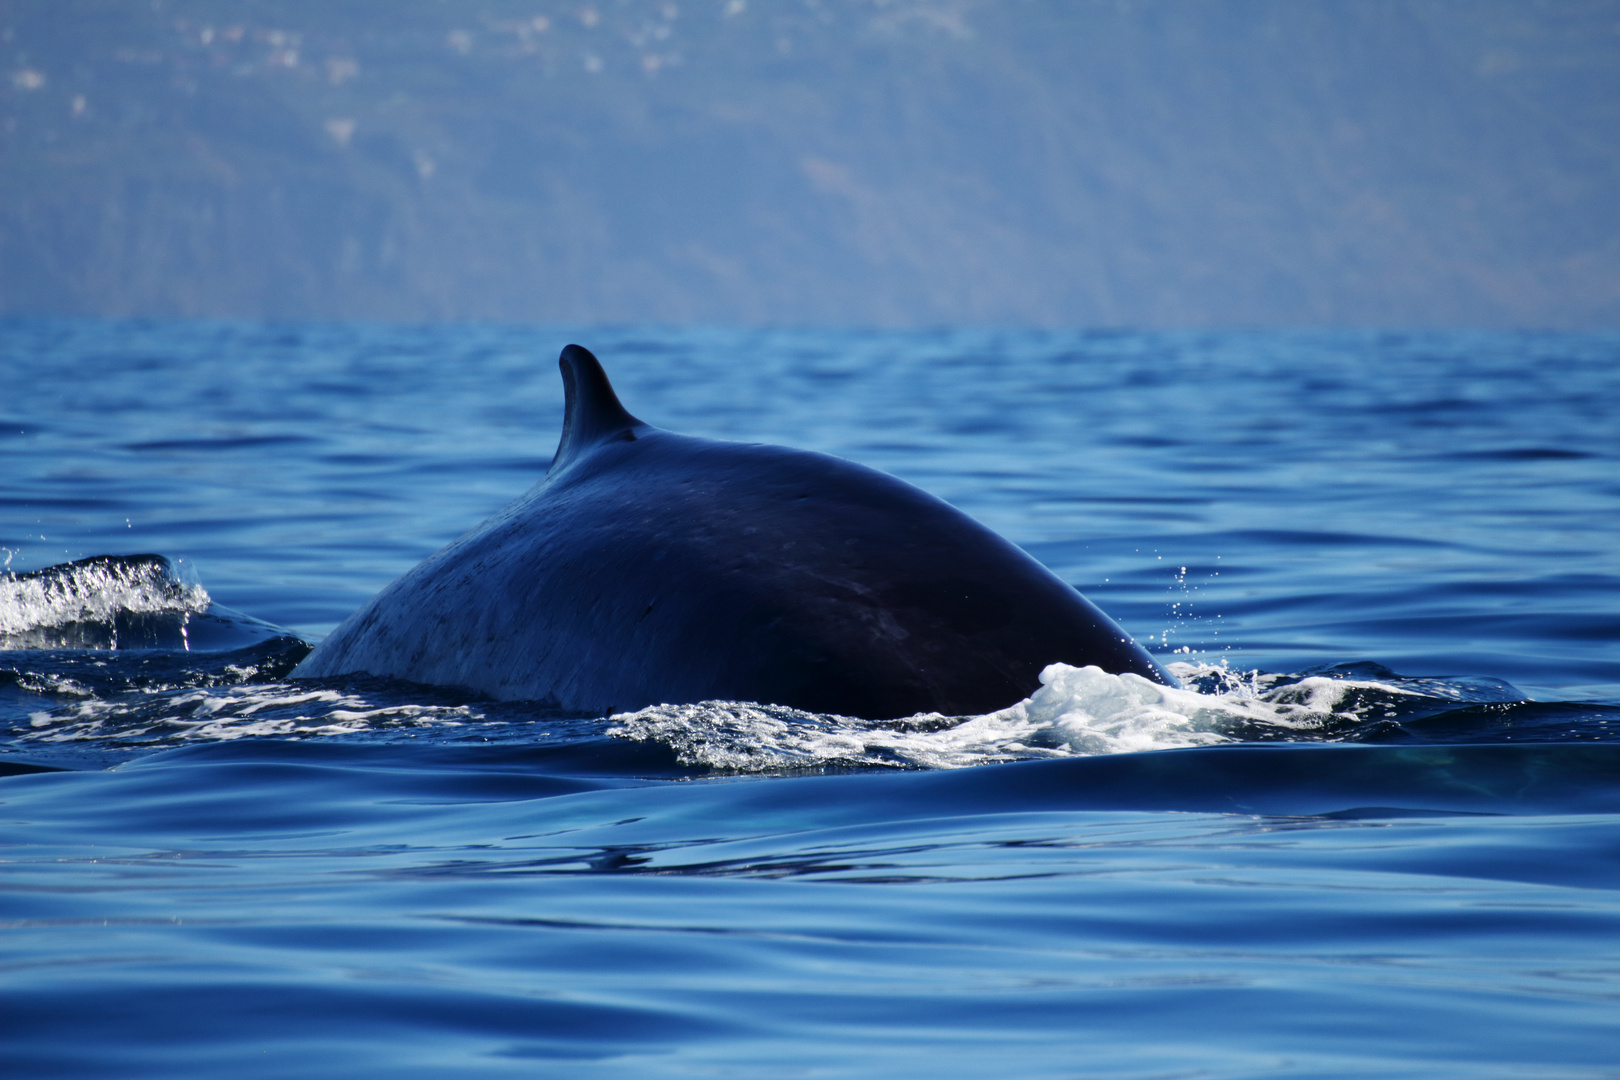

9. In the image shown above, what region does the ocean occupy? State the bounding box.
[3,320,1619,1076]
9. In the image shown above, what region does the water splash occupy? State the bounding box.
[604,661,1518,773]
[0,554,209,649]
[605,665,1225,772]
[2,645,1563,769]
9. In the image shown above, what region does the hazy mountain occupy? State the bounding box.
[2,0,1617,327]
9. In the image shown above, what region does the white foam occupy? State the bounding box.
[14,657,1441,764]
[608,661,1421,772]
[0,557,209,637]
[22,683,485,743]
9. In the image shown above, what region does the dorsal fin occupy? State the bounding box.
[550,344,645,473]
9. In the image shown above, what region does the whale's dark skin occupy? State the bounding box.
[292,345,1177,717]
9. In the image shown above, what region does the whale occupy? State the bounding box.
[291,345,1176,718]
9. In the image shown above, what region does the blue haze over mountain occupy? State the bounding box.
[2,0,1617,327]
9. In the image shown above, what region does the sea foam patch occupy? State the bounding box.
[605,661,1433,772]
[8,655,1532,766]
[22,683,485,745]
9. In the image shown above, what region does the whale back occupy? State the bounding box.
[293,345,1176,717]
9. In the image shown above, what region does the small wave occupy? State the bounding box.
[606,661,1530,772]
[21,682,487,746]
[6,651,1574,769]
[0,554,209,649]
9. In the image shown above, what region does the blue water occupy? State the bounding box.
[4,320,1620,1076]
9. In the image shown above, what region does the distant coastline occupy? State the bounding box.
[2,0,1617,329]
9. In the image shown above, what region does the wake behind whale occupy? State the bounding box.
[292,345,1174,717]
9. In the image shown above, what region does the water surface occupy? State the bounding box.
[3,321,1618,1076]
